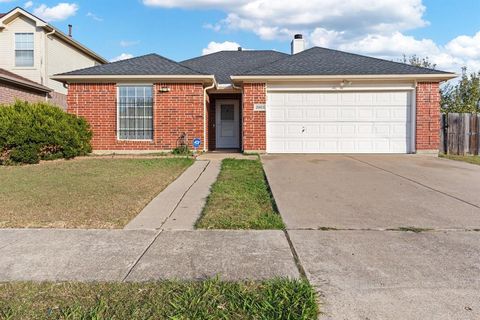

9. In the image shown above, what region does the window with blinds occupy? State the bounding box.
[117,86,153,140]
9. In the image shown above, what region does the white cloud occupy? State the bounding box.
[24,1,34,8]
[86,12,103,22]
[143,0,427,40]
[110,53,134,62]
[120,40,140,47]
[445,31,480,60]
[144,0,480,74]
[33,3,78,22]
[202,41,242,55]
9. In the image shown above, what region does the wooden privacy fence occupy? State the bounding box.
[440,113,480,155]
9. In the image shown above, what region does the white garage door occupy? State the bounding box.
[266,91,413,153]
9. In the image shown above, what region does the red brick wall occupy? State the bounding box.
[416,82,441,151]
[0,82,67,110]
[242,83,266,151]
[67,83,205,151]
[0,82,47,105]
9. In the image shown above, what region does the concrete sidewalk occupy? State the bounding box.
[0,229,299,282]
[289,230,480,320]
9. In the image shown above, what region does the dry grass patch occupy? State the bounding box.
[0,157,193,228]
[439,154,480,165]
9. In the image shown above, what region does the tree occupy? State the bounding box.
[441,67,480,113]
[401,54,436,69]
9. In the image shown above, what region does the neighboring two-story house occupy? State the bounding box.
[0,7,107,108]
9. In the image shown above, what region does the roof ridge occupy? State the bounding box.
[236,52,292,76]
[181,49,288,63]
[150,53,208,75]
[308,46,450,74]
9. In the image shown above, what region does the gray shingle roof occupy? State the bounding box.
[0,68,51,92]
[58,54,206,76]
[181,50,289,84]
[239,47,453,76]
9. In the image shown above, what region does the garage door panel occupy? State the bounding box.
[285,93,303,105]
[268,123,286,137]
[305,109,321,120]
[267,108,286,121]
[266,91,413,153]
[287,109,303,121]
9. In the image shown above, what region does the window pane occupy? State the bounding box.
[15,50,34,67]
[221,104,234,121]
[15,33,34,50]
[136,87,144,97]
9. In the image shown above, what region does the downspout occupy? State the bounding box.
[44,29,55,101]
[203,80,216,152]
[232,82,244,151]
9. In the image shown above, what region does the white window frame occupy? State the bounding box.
[116,84,154,141]
[14,32,34,68]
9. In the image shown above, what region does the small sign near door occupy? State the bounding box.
[254,103,266,111]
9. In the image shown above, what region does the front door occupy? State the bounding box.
[216,99,240,149]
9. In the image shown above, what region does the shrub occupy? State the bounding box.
[172,145,191,155]
[0,100,92,165]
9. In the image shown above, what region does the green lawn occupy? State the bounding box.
[439,154,480,165]
[196,159,285,229]
[0,157,193,228]
[0,279,318,320]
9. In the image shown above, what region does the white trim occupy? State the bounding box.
[411,82,417,154]
[51,74,216,82]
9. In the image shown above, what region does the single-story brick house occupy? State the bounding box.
[0,68,52,105]
[52,35,456,154]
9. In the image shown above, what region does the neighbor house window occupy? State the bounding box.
[15,33,34,67]
[118,86,153,140]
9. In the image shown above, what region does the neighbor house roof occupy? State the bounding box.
[235,47,454,78]
[181,50,289,84]
[52,54,216,83]
[0,68,51,93]
[0,7,107,64]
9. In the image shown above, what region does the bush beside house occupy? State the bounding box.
[0,101,92,165]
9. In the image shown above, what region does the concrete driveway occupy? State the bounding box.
[263,155,480,319]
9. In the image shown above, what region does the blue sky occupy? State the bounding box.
[1,0,479,72]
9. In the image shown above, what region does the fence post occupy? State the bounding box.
[469,114,478,155]
[447,113,458,155]
[477,114,480,155]
[440,114,446,154]
[463,113,470,155]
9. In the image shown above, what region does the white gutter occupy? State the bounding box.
[44,29,56,89]
[231,73,459,82]
[203,81,216,152]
